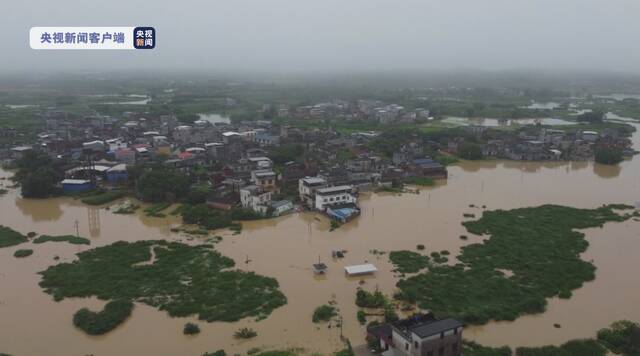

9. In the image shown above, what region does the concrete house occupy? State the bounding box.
[298,176,327,208]
[240,185,272,215]
[368,314,463,356]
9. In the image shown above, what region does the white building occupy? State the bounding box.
[298,176,327,208]
[240,185,272,215]
[314,185,357,211]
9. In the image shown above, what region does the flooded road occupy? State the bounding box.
[1,125,640,355]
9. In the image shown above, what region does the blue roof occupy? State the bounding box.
[329,208,358,219]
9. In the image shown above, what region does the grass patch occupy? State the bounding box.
[0,225,28,248]
[144,202,172,217]
[202,351,226,356]
[33,235,90,245]
[113,202,140,214]
[389,250,430,273]
[312,304,336,323]
[81,190,126,205]
[395,204,631,324]
[13,249,33,258]
[39,240,287,322]
[73,300,133,335]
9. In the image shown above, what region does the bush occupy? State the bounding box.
[357,310,366,324]
[462,340,512,356]
[312,304,336,323]
[355,289,387,308]
[72,300,134,335]
[183,322,201,335]
[33,234,90,245]
[234,327,257,339]
[0,225,28,248]
[13,249,33,258]
[416,244,425,250]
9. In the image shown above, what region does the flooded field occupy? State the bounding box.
[442,116,576,127]
[1,126,639,356]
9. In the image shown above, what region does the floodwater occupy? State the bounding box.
[1,125,640,356]
[442,116,576,127]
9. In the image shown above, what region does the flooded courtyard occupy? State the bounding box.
[1,126,639,356]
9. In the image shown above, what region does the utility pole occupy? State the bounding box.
[74,220,79,237]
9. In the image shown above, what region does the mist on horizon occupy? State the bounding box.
[2,0,640,75]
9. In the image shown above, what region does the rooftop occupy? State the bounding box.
[316,185,353,195]
[392,314,463,339]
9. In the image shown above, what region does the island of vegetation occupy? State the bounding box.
[33,234,91,245]
[39,240,287,325]
[462,319,640,356]
[395,204,636,324]
[72,300,134,335]
[388,250,430,273]
[312,304,336,323]
[13,249,33,258]
[0,225,28,248]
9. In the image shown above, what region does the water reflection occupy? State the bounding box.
[14,196,64,221]
[593,163,622,179]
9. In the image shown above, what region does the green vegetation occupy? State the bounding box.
[72,300,134,335]
[13,249,33,258]
[458,142,484,160]
[594,146,624,165]
[577,110,605,123]
[416,244,425,250]
[355,289,387,308]
[405,177,435,186]
[13,150,63,198]
[81,190,126,205]
[312,304,336,323]
[334,340,355,356]
[39,240,287,322]
[0,225,28,248]
[389,250,430,273]
[395,204,631,324]
[462,341,512,356]
[596,320,640,355]
[515,339,606,356]
[330,220,341,231]
[234,327,258,339]
[202,350,226,356]
[144,202,172,217]
[357,310,366,324]
[0,188,8,195]
[136,168,190,203]
[33,234,90,245]
[183,322,201,335]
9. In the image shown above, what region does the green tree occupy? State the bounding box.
[594,146,623,165]
[458,142,483,160]
[14,150,62,198]
[136,168,190,202]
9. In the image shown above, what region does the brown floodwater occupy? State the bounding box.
[1,125,640,356]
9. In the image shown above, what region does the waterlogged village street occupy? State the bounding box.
[0,123,639,356]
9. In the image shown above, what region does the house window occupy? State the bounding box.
[405,343,409,351]
[454,328,457,335]
[440,332,444,339]
[414,341,419,348]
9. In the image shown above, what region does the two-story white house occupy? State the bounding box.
[314,185,357,211]
[298,176,327,208]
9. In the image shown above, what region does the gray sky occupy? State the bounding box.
[3,0,640,74]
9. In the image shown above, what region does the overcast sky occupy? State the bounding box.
[3,0,640,74]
